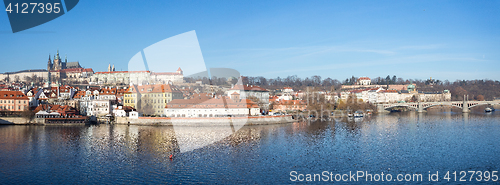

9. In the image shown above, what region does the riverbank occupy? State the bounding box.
[116,115,295,126]
[0,117,32,125]
[0,117,87,125]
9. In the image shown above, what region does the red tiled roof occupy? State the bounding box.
[100,88,117,95]
[35,104,78,116]
[73,91,86,99]
[115,88,127,97]
[26,88,38,97]
[0,91,29,100]
[358,77,371,80]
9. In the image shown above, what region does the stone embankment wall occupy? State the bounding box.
[116,115,294,126]
[0,117,32,125]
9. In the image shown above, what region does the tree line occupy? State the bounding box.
[184,75,500,101]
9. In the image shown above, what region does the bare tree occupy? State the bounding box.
[138,95,154,116]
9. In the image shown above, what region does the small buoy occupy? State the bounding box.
[169,154,173,159]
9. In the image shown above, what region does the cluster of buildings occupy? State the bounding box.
[266,77,451,113]
[0,79,268,121]
[0,51,457,121]
[340,77,451,103]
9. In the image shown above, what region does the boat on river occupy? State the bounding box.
[354,111,364,118]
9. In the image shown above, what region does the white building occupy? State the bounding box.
[339,85,452,104]
[165,97,260,118]
[80,99,112,116]
[91,67,184,85]
[357,77,371,85]
[129,111,140,118]
[98,86,117,100]
[25,87,41,108]
[226,84,269,107]
[150,68,184,84]
[113,106,135,117]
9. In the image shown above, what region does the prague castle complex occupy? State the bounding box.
[0,50,184,86]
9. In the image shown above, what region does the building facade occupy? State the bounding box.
[0,91,29,111]
[357,77,371,85]
[92,67,184,85]
[123,84,184,116]
[165,97,260,117]
[226,84,270,107]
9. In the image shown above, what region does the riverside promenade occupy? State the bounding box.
[116,115,295,126]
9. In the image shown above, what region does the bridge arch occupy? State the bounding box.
[468,102,498,109]
[422,104,462,110]
[383,104,418,111]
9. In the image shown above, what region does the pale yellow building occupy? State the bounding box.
[124,84,183,116]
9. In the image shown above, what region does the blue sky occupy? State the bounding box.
[1,0,499,81]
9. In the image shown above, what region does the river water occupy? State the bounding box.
[1,112,499,184]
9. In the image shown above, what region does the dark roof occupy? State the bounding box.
[66,62,81,68]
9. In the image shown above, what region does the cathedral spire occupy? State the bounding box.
[47,54,52,71]
[65,54,67,63]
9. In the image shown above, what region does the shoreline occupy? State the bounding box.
[0,115,296,126]
[116,115,295,126]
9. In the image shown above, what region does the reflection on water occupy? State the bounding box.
[1,112,500,184]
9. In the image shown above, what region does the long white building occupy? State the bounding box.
[91,67,184,85]
[165,96,260,118]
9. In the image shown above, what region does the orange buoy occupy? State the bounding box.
[169,154,173,159]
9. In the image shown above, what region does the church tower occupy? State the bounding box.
[112,64,115,72]
[53,50,61,70]
[47,55,52,71]
[108,64,111,72]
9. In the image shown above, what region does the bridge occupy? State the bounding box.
[377,99,500,113]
